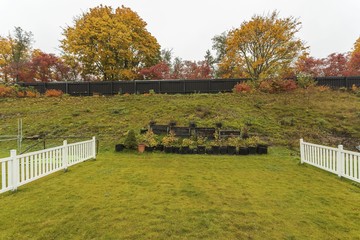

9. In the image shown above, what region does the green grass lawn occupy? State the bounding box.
[0,148,359,239]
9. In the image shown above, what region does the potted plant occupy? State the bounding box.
[227,136,239,155]
[162,131,178,153]
[142,130,158,152]
[218,135,227,155]
[124,130,138,151]
[238,139,249,155]
[181,138,193,154]
[196,136,207,154]
[257,139,268,154]
[246,136,259,154]
[210,131,221,154]
[138,142,146,153]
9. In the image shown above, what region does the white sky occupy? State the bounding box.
[1,0,359,61]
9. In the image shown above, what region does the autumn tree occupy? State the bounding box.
[0,37,12,82]
[323,53,349,76]
[348,37,360,75]
[139,62,171,80]
[61,5,161,81]
[9,27,34,82]
[295,53,325,77]
[221,11,306,80]
[27,50,71,82]
[0,27,33,83]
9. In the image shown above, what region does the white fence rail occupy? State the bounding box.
[300,139,360,183]
[0,137,96,194]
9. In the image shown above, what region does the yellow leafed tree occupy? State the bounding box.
[348,37,360,75]
[61,5,161,81]
[0,37,13,82]
[220,11,306,80]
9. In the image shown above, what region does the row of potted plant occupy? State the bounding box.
[116,130,268,155]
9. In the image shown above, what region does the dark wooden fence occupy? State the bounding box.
[18,79,246,96]
[18,76,360,96]
[314,76,360,88]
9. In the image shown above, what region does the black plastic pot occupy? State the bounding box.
[257,145,268,154]
[115,144,125,152]
[219,146,227,155]
[180,146,190,154]
[197,146,206,154]
[164,146,173,153]
[145,146,154,152]
[211,146,220,155]
[140,128,148,134]
[172,146,180,154]
[238,147,249,155]
[227,146,237,155]
[215,122,223,128]
[206,148,213,154]
[248,146,257,154]
[155,144,164,152]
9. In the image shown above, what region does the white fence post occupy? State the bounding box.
[63,140,68,171]
[337,145,343,178]
[300,139,304,164]
[92,136,96,159]
[10,150,19,191]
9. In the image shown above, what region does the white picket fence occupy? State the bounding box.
[0,137,96,194]
[300,139,360,183]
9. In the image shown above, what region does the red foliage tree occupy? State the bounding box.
[139,61,171,80]
[140,59,212,80]
[295,54,325,77]
[323,53,350,77]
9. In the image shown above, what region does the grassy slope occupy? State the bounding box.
[0,149,359,239]
[0,90,359,153]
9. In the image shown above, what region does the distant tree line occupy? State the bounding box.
[0,6,359,83]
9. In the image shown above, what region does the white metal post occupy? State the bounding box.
[300,139,304,164]
[92,136,96,159]
[10,150,19,191]
[337,145,343,178]
[63,140,68,171]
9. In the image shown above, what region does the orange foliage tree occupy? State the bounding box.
[221,11,306,80]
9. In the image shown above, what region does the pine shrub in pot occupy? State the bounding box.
[124,130,138,150]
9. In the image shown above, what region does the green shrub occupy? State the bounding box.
[124,130,138,149]
[296,73,317,89]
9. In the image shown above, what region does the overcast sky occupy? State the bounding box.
[1,0,359,61]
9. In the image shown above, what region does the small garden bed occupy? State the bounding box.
[115,123,268,156]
